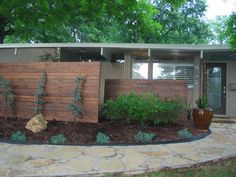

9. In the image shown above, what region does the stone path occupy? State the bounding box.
[0,123,236,177]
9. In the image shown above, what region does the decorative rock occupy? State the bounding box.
[25,114,48,133]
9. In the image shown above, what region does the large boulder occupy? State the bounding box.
[25,114,48,133]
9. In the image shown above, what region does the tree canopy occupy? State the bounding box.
[1,0,233,47]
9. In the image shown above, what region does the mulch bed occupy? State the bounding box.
[0,117,207,145]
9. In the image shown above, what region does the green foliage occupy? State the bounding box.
[40,52,60,62]
[196,96,208,109]
[178,128,192,138]
[96,132,111,144]
[50,133,67,144]
[134,131,156,142]
[226,12,236,51]
[10,131,26,141]
[209,16,229,44]
[103,92,184,126]
[0,76,15,119]
[148,0,211,44]
[68,76,85,122]
[1,0,190,43]
[34,72,47,115]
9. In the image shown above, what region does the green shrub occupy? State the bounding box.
[10,131,26,141]
[50,133,67,144]
[152,97,184,125]
[96,132,110,144]
[178,128,192,138]
[103,92,184,126]
[134,131,156,142]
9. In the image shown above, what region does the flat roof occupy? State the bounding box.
[0,43,231,52]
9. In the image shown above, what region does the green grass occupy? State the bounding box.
[138,157,236,177]
[104,157,236,177]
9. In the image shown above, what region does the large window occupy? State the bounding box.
[132,63,148,79]
[153,63,194,88]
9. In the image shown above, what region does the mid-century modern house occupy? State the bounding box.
[0,43,235,119]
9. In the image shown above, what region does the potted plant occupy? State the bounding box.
[192,96,213,130]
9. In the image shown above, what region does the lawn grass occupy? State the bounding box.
[138,157,236,177]
[105,157,236,177]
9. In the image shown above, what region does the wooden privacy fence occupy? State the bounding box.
[105,79,187,102]
[0,62,100,123]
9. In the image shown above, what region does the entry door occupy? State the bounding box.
[206,63,226,115]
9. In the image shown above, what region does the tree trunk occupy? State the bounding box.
[0,17,6,43]
[0,34,4,43]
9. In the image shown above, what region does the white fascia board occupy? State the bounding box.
[0,43,231,51]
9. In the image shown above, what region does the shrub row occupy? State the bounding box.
[102,92,184,126]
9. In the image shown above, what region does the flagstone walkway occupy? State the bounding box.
[0,122,236,177]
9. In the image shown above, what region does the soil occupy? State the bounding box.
[0,117,207,145]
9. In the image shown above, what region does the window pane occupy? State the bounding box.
[153,63,194,88]
[153,63,174,79]
[132,63,148,79]
[175,66,194,86]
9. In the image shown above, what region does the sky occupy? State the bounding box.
[206,0,236,20]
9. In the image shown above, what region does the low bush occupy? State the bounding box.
[178,128,192,138]
[10,131,26,141]
[134,131,156,142]
[96,132,110,144]
[50,133,67,144]
[103,92,184,126]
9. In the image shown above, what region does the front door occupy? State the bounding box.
[206,63,226,115]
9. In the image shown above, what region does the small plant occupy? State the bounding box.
[50,133,68,144]
[178,128,192,138]
[10,131,26,141]
[0,76,16,120]
[39,51,60,62]
[195,96,208,109]
[68,76,85,122]
[96,132,111,144]
[34,71,47,115]
[134,131,156,142]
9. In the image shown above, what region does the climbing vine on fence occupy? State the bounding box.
[34,72,47,115]
[0,76,16,120]
[68,76,85,122]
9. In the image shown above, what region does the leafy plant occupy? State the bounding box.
[40,51,60,62]
[134,131,156,142]
[96,132,110,144]
[178,128,192,138]
[103,92,184,126]
[195,96,208,109]
[0,76,16,120]
[50,133,67,144]
[34,72,47,115]
[68,76,85,122]
[10,131,26,141]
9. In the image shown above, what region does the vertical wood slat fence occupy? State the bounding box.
[0,62,100,123]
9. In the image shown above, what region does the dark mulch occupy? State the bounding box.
[0,117,207,145]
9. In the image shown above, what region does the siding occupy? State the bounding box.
[0,48,56,62]
[226,61,236,118]
[100,62,125,104]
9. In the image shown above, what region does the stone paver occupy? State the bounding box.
[0,123,236,177]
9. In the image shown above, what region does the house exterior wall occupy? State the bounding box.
[100,62,125,104]
[0,48,56,62]
[226,61,236,118]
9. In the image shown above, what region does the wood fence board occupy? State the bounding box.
[0,62,100,123]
